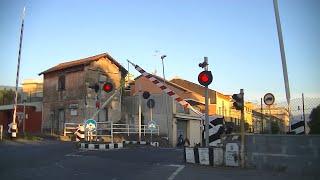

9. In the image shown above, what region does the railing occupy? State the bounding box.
[64,123,81,136]
[0,125,3,140]
[63,122,160,142]
[113,124,160,136]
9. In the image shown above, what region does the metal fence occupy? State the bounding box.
[113,124,160,136]
[63,122,160,141]
[277,96,320,134]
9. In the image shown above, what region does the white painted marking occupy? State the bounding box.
[167,165,185,180]
[65,149,89,157]
[55,162,64,169]
[65,154,83,157]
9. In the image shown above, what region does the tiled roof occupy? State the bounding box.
[39,53,127,75]
[169,77,217,94]
[134,74,192,93]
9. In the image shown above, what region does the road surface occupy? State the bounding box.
[0,140,317,180]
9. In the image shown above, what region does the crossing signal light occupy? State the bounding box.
[103,82,113,92]
[89,83,100,93]
[198,71,213,86]
[143,91,150,99]
[232,93,244,111]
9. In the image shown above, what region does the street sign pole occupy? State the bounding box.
[150,106,153,143]
[23,100,26,134]
[138,83,142,142]
[269,105,272,133]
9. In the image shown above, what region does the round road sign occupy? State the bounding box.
[263,93,275,106]
[84,119,97,132]
[147,99,155,109]
[148,120,157,131]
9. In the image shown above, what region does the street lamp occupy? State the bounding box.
[161,55,167,84]
[160,55,170,144]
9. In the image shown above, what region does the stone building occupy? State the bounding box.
[39,53,127,134]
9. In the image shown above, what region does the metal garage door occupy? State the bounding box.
[177,120,187,140]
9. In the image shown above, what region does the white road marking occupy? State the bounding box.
[65,154,83,157]
[64,149,88,157]
[55,162,64,169]
[167,164,185,180]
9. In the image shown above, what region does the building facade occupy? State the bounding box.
[39,53,127,134]
[170,77,253,132]
[125,75,203,147]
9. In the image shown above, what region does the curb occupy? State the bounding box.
[79,142,123,150]
[123,141,159,147]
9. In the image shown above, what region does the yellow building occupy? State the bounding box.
[252,105,289,132]
[215,93,253,132]
[21,79,43,102]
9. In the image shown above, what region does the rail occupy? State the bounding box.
[113,124,160,136]
[63,122,160,142]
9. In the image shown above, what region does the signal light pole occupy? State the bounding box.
[198,57,212,147]
[232,89,245,168]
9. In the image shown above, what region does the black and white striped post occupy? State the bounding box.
[75,124,85,142]
[12,7,26,138]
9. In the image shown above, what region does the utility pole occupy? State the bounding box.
[273,0,292,131]
[240,89,245,168]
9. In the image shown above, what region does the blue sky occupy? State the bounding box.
[0,0,319,103]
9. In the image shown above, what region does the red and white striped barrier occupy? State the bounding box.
[127,60,202,116]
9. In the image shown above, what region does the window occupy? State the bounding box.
[58,75,66,90]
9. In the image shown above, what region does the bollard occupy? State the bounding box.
[11,123,17,138]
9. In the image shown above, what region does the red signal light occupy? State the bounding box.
[103,82,113,92]
[200,74,209,82]
[198,71,213,86]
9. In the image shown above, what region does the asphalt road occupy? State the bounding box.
[0,140,317,180]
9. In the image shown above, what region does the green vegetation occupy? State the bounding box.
[308,105,320,134]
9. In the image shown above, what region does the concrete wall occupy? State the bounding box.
[245,134,320,175]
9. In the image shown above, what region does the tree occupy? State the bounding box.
[0,88,20,105]
[271,120,280,134]
[308,105,320,134]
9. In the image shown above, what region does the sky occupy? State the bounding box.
[0,0,319,104]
